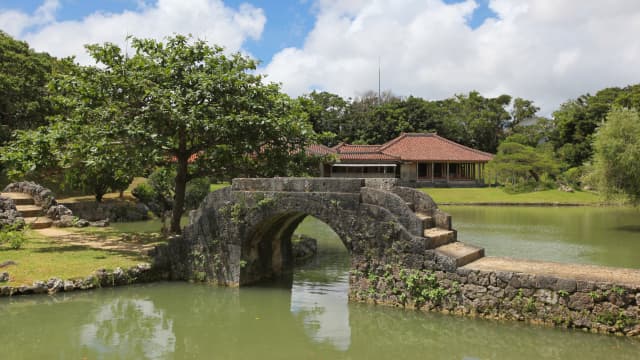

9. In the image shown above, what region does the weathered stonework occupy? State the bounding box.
[349,265,640,337]
[0,264,155,297]
[155,177,640,337]
[62,200,150,222]
[291,234,318,264]
[3,181,73,221]
[155,178,448,286]
[0,195,24,228]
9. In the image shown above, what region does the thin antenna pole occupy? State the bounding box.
[378,56,381,104]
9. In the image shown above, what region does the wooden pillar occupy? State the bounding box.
[446,162,449,183]
[431,162,434,183]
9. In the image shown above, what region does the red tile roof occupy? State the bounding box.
[338,152,400,161]
[332,144,383,153]
[380,133,494,162]
[306,144,336,156]
[308,133,493,163]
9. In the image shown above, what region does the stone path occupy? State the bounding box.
[464,256,640,287]
[35,228,155,255]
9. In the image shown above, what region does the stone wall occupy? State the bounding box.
[63,200,150,222]
[0,264,155,297]
[3,181,73,221]
[360,187,424,236]
[349,263,640,337]
[0,196,23,228]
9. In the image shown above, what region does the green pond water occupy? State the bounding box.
[2,208,640,359]
[443,205,640,269]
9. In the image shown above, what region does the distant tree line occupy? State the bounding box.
[297,89,534,153]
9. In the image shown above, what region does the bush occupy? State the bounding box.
[185,177,211,210]
[0,222,28,249]
[130,168,175,232]
[591,107,640,204]
[559,167,583,188]
[131,182,155,204]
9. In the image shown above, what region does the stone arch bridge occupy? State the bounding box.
[158,178,484,286]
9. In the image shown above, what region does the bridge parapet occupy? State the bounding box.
[232,177,365,193]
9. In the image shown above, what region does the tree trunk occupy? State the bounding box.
[170,156,188,234]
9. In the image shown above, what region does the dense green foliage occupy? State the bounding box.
[487,140,560,192]
[300,90,516,153]
[0,31,74,185]
[132,168,175,232]
[0,31,54,142]
[37,35,313,232]
[1,59,145,200]
[552,85,640,167]
[590,107,640,204]
[0,222,27,249]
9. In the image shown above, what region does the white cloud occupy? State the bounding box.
[1,0,265,64]
[263,0,640,114]
[3,0,640,114]
[0,0,60,35]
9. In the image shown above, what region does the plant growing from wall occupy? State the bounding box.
[399,269,448,307]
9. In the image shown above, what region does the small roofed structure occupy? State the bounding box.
[308,133,494,186]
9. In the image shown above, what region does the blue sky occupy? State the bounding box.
[1,1,639,114]
[1,0,497,63]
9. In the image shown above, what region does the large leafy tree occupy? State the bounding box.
[0,31,73,141]
[0,31,57,186]
[2,55,147,201]
[0,31,50,138]
[435,91,512,153]
[80,35,313,232]
[2,35,314,232]
[298,91,348,145]
[552,84,640,167]
[509,98,540,129]
[488,139,560,186]
[590,107,640,204]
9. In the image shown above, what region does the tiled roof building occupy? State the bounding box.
[312,133,493,186]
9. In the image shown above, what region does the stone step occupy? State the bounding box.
[435,241,485,267]
[23,216,53,229]
[424,227,455,247]
[16,204,43,217]
[415,211,435,228]
[405,202,415,211]
[0,192,35,205]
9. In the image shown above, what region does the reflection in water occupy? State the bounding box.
[80,298,175,359]
[290,216,352,351]
[2,212,640,359]
[2,282,640,359]
[291,277,351,351]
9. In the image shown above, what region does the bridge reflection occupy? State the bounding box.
[289,216,352,351]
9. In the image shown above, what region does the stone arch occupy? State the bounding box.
[157,178,463,287]
[242,212,331,284]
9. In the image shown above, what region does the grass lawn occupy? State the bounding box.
[0,230,149,287]
[210,182,230,191]
[420,187,605,205]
